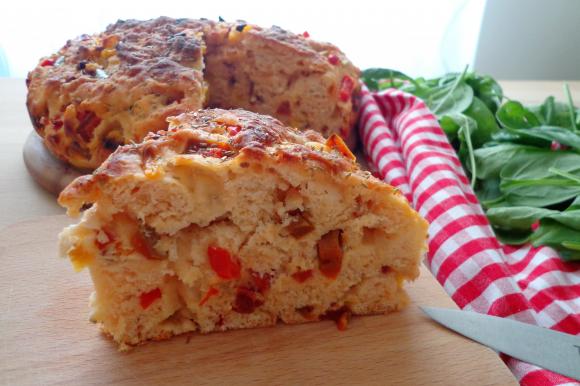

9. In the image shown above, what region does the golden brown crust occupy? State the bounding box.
[203,22,360,143]
[27,17,209,170]
[27,17,360,170]
[59,108,370,215]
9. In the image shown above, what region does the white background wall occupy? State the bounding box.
[0,0,484,78]
[475,0,580,80]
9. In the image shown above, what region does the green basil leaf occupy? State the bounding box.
[439,115,461,141]
[428,82,474,116]
[545,210,580,231]
[475,178,505,208]
[508,126,580,150]
[530,219,580,261]
[500,150,580,207]
[473,144,533,179]
[490,130,523,144]
[529,96,574,128]
[496,101,542,130]
[361,68,414,91]
[493,228,533,245]
[463,97,500,147]
[466,74,503,113]
[486,207,557,231]
[566,195,580,210]
[440,113,477,185]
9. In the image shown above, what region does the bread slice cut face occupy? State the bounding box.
[58,108,428,349]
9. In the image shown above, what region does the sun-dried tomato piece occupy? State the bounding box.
[227,125,241,136]
[339,75,355,102]
[317,230,343,279]
[41,59,55,67]
[325,134,356,161]
[327,54,340,65]
[250,271,271,293]
[381,265,392,274]
[76,110,101,142]
[204,148,224,158]
[276,101,291,115]
[296,305,315,319]
[140,288,162,309]
[131,232,160,260]
[291,269,313,283]
[207,245,242,280]
[336,310,351,331]
[199,287,219,306]
[52,119,63,130]
[322,306,351,331]
[233,287,263,314]
[94,226,115,252]
[285,212,315,238]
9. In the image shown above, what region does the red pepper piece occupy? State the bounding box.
[227,125,241,136]
[94,226,115,252]
[131,232,159,259]
[205,148,224,158]
[251,271,271,293]
[291,269,313,283]
[233,287,263,313]
[339,75,355,102]
[207,245,242,280]
[52,119,63,130]
[41,59,55,67]
[328,54,340,65]
[199,286,219,306]
[302,31,310,38]
[140,288,162,309]
[325,134,356,161]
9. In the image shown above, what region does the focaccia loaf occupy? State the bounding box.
[58,109,427,349]
[27,17,359,170]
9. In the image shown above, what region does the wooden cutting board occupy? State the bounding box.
[22,131,85,196]
[0,216,516,386]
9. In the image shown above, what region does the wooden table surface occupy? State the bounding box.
[3,78,572,385]
[1,78,580,228]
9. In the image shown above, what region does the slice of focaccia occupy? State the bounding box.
[58,108,428,349]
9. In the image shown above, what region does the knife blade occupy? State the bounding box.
[421,306,580,381]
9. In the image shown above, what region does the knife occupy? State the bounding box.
[420,306,580,381]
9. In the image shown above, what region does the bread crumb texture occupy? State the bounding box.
[58,109,428,349]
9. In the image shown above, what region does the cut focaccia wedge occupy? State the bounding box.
[58,108,428,349]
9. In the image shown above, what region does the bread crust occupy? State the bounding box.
[27,17,359,170]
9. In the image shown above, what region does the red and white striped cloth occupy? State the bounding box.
[358,87,580,386]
